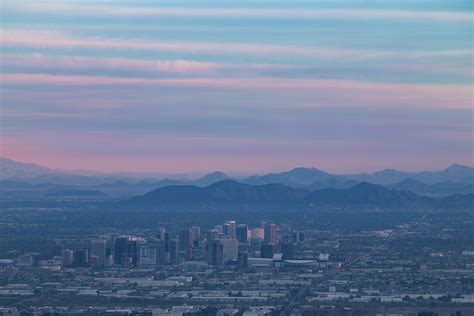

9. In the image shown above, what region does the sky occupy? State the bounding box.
[0,0,473,174]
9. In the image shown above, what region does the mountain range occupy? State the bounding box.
[124,180,473,211]
[1,157,473,198]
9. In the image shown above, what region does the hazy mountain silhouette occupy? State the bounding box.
[241,164,474,186]
[127,180,308,206]
[307,182,429,208]
[412,164,474,184]
[0,157,63,180]
[385,178,441,195]
[244,167,332,186]
[193,171,229,186]
[1,157,472,196]
[436,193,474,209]
[384,179,474,196]
[125,180,473,210]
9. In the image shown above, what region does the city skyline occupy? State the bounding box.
[0,2,473,314]
[1,0,473,173]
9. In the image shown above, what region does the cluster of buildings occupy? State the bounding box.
[3,217,474,315]
[16,221,311,272]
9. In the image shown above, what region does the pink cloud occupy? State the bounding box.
[2,53,471,97]
[1,29,471,61]
[5,2,472,22]
[2,54,220,74]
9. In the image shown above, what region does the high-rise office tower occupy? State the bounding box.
[223,223,229,236]
[62,249,74,266]
[264,223,277,245]
[89,255,100,267]
[260,244,275,259]
[226,220,237,239]
[129,237,143,266]
[73,248,89,267]
[91,239,107,266]
[170,239,177,262]
[139,246,157,267]
[114,236,141,267]
[105,240,112,258]
[114,236,128,265]
[185,245,193,261]
[251,228,264,242]
[164,232,170,263]
[146,239,166,265]
[157,228,166,240]
[219,238,238,261]
[153,240,166,265]
[52,240,63,258]
[179,228,193,251]
[214,225,223,234]
[206,240,223,266]
[238,252,248,269]
[191,226,201,240]
[236,224,249,243]
[207,229,219,241]
[281,243,295,260]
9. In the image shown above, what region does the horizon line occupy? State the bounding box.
[1,155,471,178]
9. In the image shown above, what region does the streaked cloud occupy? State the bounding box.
[5,2,473,22]
[2,73,472,111]
[2,29,472,61]
[1,54,221,76]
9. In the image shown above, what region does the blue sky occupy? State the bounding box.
[0,0,473,173]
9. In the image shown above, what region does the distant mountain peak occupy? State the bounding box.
[373,168,404,175]
[444,163,470,171]
[0,156,58,179]
[289,167,328,174]
[203,171,227,177]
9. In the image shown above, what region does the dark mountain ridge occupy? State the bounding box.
[307,182,431,209]
[128,180,308,206]
[125,180,473,211]
[244,167,332,186]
